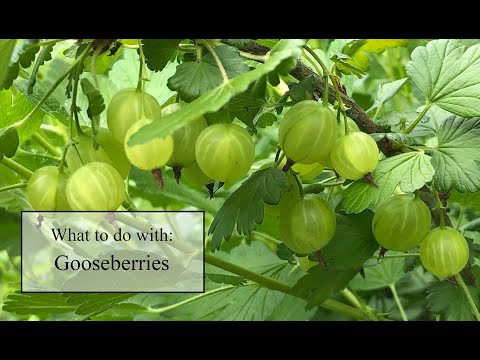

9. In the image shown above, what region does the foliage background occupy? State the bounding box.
[1,39,480,321]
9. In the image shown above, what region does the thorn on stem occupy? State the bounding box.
[151,168,164,190]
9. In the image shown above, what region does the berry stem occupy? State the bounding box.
[456,206,465,231]
[239,51,266,62]
[455,273,480,321]
[0,157,33,179]
[91,46,102,89]
[371,253,419,260]
[0,182,27,193]
[433,189,446,229]
[341,288,379,321]
[302,45,329,106]
[198,40,229,83]
[31,132,63,158]
[37,39,67,47]
[282,158,294,172]
[12,43,92,131]
[16,148,61,163]
[274,150,285,167]
[389,283,408,321]
[136,39,149,123]
[122,192,139,211]
[290,170,304,198]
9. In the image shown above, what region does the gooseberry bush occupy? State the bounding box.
[1,39,480,321]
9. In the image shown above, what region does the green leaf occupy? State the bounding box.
[472,265,480,285]
[129,39,306,145]
[27,44,53,95]
[1,39,40,90]
[0,40,17,86]
[0,209,20,256]
[403,255,418,273]
[322,210,379,270]
[83,47,123,74]
[142,39,181,72]
[129,167,222,215]
[0,127,19,158]
[330,53,366,78]
[341,152,435,214]
[255,39,279,48]
[222,39,252,48]
[289,75,316,102]
[80,78,106,119]
[156,242,296,320]
[411,105,451,140]
[324,40,357,95]
[276,242,295,262]
[463,218,480,232]
[204,88,266,130]
[407,39,480,117]
[349,257,406,291]
[88,48,177,113]
[64,293,134,318]
[168,44,250,102]
[293,267,358,310]
[342,39,408,73]
[256,112,277,128]
[266,293,316,320]
[449,189,480,212]
[0,90,44,144]
[3,293,75,315]
[208,168,288,251]
[431,116,480,192]
[14,76,69,125]
[206,273,247,286]
[370,132,419,146]
[378,111,418,132]
[268,39,302,77]
[426,280,480,321]
[368,78,408,112]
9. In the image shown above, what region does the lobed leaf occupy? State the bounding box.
[208,168,288,251]
[341,152,435,214]
[407,39,480,117]
[128,39,306,146]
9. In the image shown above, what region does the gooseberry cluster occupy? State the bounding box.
[25,92,469,280]
[276,100,468,279]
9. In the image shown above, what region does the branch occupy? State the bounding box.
[239,42,400,157]
[237,41,479,285]
[238,42,449,227]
